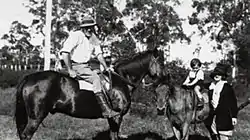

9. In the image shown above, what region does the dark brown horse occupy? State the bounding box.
[15,48,164,140]
[155,76,210,140]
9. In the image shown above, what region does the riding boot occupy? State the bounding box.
[95,92,119,118]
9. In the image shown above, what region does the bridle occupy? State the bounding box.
[103,54,162,90]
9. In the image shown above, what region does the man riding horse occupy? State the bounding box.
[60,15,119,118]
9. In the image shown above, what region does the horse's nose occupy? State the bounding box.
[157,107,165,115]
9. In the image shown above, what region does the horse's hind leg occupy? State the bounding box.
[21,92,50,139]
[21,117,45,140]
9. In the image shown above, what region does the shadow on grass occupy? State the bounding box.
[92,130,165,140]
[60,130,209,140]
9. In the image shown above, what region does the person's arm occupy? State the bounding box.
[188,70,204,86]
[97,54,108,70]
[227,84,238,125]
[228,84,238,118]
[183,75,190,85]
[61,52,73,70]
[60,31,78,76]
[92,37,109,70]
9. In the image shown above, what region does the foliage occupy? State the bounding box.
[189,0,250,73]
[0,21,43,65]
[1,0,192,64]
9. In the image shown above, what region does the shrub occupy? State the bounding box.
[0,69,36,88]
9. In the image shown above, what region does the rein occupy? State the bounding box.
[109,71,137,87]
[102,55,160,90]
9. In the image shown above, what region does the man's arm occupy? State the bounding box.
[61,52,73,70]
[61,52,77,77]
[183,75,190,85]
[97,54,108,70]
[188,70,204,85]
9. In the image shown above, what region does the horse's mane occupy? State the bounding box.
[113,49,154,68]
[113,49,164,69]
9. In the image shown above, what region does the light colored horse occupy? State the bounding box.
[155,81,210,140]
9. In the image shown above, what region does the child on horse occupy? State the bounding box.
[183,58,204,107]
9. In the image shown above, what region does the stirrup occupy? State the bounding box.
[197,98,204,110]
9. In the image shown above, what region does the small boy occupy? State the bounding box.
[183,58,204,107]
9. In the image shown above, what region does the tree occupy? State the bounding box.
[23,0,190,58]
[189,0,250,83]
[2,0,192,67]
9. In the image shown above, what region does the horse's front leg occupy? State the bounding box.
[107,116,123,140]
[172,125,181,140]
[182,122,191,140]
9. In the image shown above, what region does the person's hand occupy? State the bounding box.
[232,118,237,125]
[186,83,193,86]
[68,69,77,78]
[183,83,188,86]
[103,67,113,73]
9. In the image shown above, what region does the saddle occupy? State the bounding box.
[55,60,111,93]
[75,72,111,94]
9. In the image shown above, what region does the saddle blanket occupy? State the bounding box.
[78,78,110,91]
[78,80,93,91]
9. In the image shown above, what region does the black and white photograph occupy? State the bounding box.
[0,0,250,140]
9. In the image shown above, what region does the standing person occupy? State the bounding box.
[205,64,238,140]
[183,58,204,107]
[60,15,119,118]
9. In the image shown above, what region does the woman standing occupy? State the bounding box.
[205,64,238,140]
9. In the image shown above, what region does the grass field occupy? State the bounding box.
[0,87,250,140]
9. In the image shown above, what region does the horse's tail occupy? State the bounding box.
[15,76,28,138]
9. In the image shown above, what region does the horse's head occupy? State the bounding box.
[113,48,164,87]
[155,84,170,115]
[148,48,164,82]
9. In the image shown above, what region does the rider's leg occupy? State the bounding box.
[194,85,203,106]
[92,71,119,118]
[73,64,119,118]
[194,85,202,99]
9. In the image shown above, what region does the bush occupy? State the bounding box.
[0,69,36,89]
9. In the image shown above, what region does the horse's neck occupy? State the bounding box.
[169,86,183,101]
[123,71,147,87]
[115,64,148,86]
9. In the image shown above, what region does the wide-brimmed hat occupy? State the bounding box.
[79,16,96,28]
[210,64,228,78]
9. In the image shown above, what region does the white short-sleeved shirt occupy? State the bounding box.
[189,69,204,80]
[60,30,102,63]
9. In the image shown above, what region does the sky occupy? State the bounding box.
[0,0,229,69]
